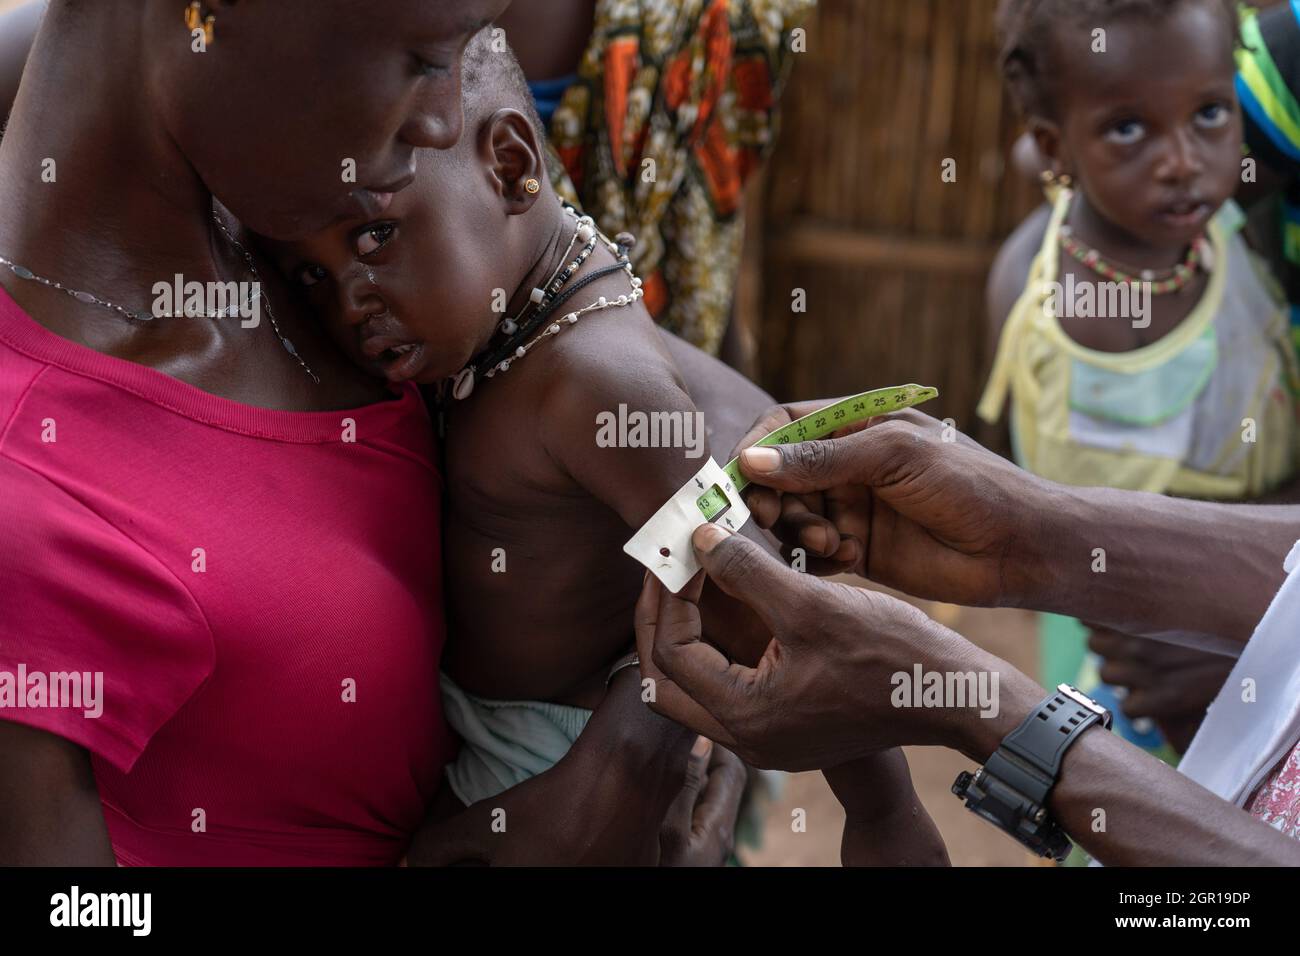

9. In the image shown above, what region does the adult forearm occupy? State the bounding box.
[403,668,696,866]
[1050,727,1300,865]
[0,723,116,866]
[569,664,696,818]
[956,664,1300,866]
[1016,484,1296,645]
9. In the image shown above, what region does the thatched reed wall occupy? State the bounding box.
[752,0,1043,439]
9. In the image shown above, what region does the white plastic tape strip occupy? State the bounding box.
[624,457,752,593]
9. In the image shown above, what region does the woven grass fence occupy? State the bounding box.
[753,0,1041,444]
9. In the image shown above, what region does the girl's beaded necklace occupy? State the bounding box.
[1057,193,1212,296]
[1060,226,1208,295]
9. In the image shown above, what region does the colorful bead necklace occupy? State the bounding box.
[1059,224,1210,295]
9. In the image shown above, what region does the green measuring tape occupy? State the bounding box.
[695,384,939,521]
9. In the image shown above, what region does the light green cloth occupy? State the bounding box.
[440,672,592,806]
[1068,326,1217,426]
[441,673,780,859]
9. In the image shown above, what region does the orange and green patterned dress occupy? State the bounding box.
[544,0,815,356]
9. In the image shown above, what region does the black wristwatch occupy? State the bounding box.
[952,683,1111,862]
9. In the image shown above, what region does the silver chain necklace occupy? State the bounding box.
[210,213,319,384]
[0,212,320,384]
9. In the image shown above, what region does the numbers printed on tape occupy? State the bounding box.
[627,384,938,592]
[695,384,939,521]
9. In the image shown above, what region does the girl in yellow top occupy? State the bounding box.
[981,0,1300,797]
[983,0,1299,498]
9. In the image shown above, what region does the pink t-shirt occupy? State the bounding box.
[0,287,455,865]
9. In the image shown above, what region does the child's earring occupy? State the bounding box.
[185,1,216,46]
[524,178,541,195]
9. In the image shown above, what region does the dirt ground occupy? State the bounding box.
[743,587,1044,867]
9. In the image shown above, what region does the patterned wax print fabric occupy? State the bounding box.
[543,0,815,355]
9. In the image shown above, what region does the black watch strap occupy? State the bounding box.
[989,683,1113,804]
[953,684,1111,861]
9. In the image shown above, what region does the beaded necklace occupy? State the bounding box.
[448,201,642,401]
[1059,224,1210,296]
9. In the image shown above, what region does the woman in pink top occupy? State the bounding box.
[0,0,734,866]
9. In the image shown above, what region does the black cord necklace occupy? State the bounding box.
[445,210,640,403]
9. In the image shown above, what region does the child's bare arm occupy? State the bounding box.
[825,752,950,866]
[539,336,950,861]
[539,342,719,528]
[538,337,777,666]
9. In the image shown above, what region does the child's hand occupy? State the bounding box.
[406,755,661,866]
[824,749,950,867]
[658,737,747,866]
[406,743,746,866]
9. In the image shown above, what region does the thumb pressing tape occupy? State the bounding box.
[623,384,940,593]
[623,457,750,593]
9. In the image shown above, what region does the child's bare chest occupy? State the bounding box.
[437,394,642,707]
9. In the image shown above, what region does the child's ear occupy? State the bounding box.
[480,108,547,215]
[1028,116,1070,181]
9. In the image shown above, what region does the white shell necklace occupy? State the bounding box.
[449,202,643,401]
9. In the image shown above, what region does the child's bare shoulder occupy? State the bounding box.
[987,203,1052,340]
[541,307,688,429]
[536,307,708,529]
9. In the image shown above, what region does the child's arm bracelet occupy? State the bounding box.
[605,652,641,688]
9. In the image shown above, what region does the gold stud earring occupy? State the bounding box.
[524,178,541,195]
[185,1,215,46]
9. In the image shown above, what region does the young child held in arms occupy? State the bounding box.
[981,0,1300,782]
[269,38,946,865]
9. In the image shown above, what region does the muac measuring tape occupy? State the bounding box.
[624,384,939,592]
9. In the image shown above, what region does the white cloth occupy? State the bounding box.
[1177,539,1300,806]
